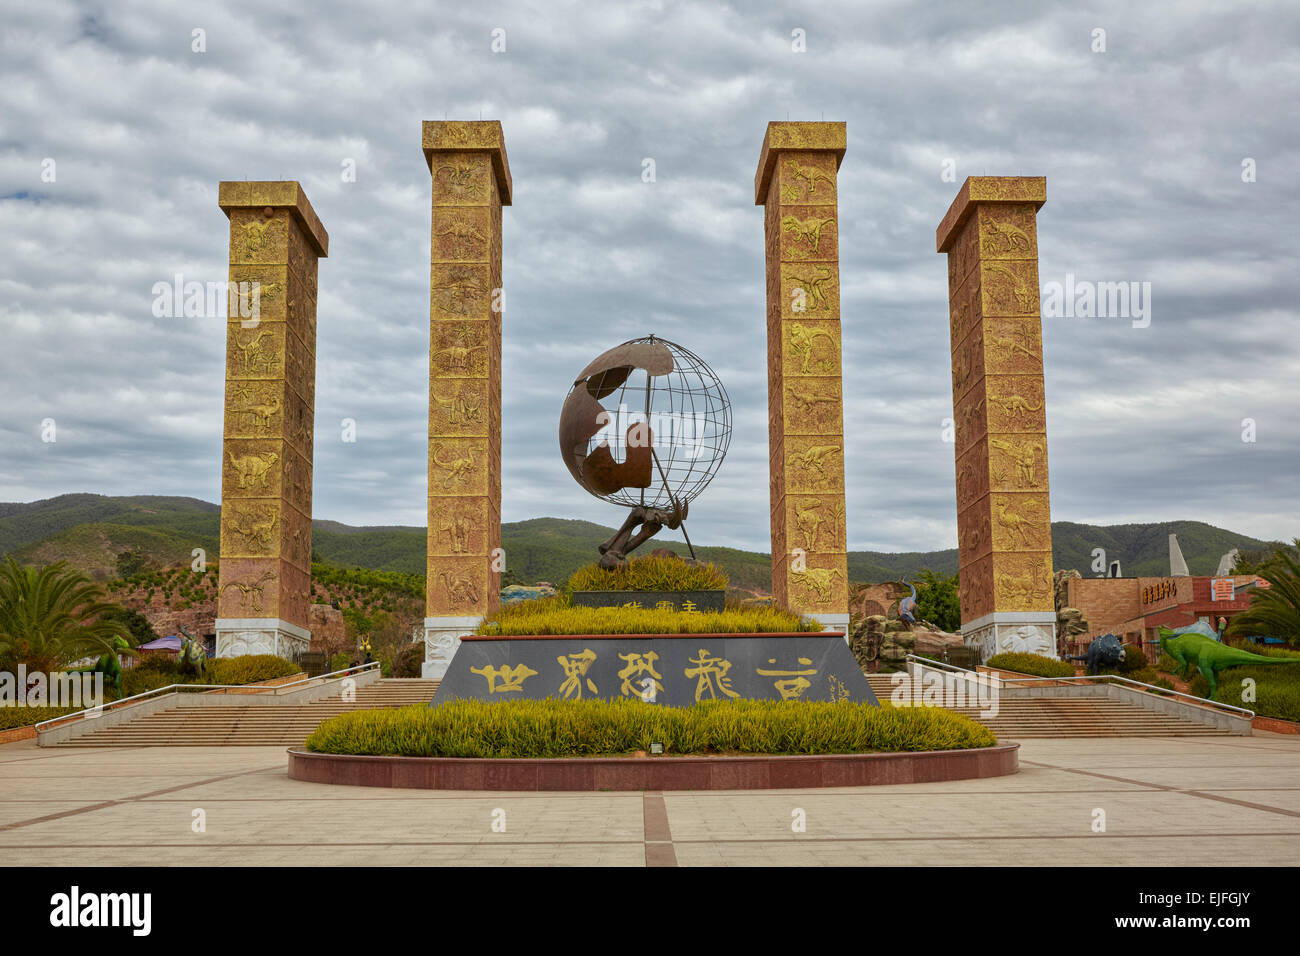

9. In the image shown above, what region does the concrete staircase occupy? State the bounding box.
[864,674,1232,738]
[54,678,439,747]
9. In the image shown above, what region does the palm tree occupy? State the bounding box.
[0,558,130,672]
[1225,539,1300,647]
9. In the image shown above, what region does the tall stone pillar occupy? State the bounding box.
[754,122,849,634]
[215,182,327,658]
[936,177,1057,660]
[422,121,510,678]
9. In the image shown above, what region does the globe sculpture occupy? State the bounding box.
[559,335,732,569]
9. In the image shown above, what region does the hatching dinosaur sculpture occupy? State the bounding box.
[1157,627,1300,698]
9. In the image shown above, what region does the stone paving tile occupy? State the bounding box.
[0,735,1297,866]
[661,788,1300,841]
[672,834,1300,867]
[0,802,93,827]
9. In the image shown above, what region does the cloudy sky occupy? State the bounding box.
[2,0,1297,554]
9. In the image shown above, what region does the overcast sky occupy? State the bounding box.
[2,0,1297,554]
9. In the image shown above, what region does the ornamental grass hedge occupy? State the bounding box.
[477,595,819,636]
[984,653,1077,678]
[566,555,728,593]
[304,698,996,758]
[0,705,82,732]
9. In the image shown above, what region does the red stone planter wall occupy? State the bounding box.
[287,743,1018,791]
[1253,715,1299,735]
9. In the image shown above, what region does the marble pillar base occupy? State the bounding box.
[423,615,481,680]
[804,612,851,642]
[961,612,1059,662]
[215,618,311,660]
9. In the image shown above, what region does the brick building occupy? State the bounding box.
[1067,574,1262,658]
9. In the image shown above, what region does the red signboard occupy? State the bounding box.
[1210,578,1235,602]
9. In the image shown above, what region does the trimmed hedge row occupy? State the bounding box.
[305,697,996,758]
[479,596,819,636]
[985,652,1076,678]
[566,555,728,593]
[0,705,82,732]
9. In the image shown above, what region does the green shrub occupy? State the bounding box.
[204,654,299,685]
[566,555,728,593]
[1189,666,1300,722]
[0,705,83,731]
[985,653,1076,678]
[305,697,996,758]
[122,661,201,697]
[478,595,819,636]
[330,652,354,673]
[1118,667,1174,689]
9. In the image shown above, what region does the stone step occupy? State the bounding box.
[53,679,439,747]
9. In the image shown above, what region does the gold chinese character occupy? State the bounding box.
[686,649,739,701]
[654,600,675,612]
[617,651,664,699]
[756,656,818,700]
[681,600,699,613]
[557,648,599,699]
[621,600,643,610]
[827,674,850,702]
[470,663,538,694]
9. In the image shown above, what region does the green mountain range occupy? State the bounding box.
[0,493,1281,588]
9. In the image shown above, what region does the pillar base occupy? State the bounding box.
[215,619,310,660]
[962,612,1058,661]
[803,612,851,642]
[423,616,481,680]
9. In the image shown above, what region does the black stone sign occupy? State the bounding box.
[432,634,879,706]
[569,590,726,612]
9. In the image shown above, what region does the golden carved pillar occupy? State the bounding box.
[215,182,327,658]
[754,122,849,633]
[936,177,1057,659]
[422,121,510,678]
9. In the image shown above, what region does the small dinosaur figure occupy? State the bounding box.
[1066,632,1123,675]
[1157,627,1300,698]
[898,581,918,625]
[177,628,208,677]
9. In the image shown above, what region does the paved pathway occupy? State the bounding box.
[1,735,1297,866]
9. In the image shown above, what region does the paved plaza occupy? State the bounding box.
[1,735,1298,866]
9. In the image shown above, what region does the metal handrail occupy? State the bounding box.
[991,672,1256,718]
[904,654,1254,717]
[903,654,980,676]
[33,661,381,731]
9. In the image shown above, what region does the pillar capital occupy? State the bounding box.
[936,176,1045,253]
[421,120,512,205]
[754,121,846,205]
[218,181,329,257]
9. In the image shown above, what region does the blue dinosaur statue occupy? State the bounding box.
[1066,632,1123,675]
[898,581,918,626]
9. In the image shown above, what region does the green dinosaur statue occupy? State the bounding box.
[1157,627,1300,698]
[71,635,132,698]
